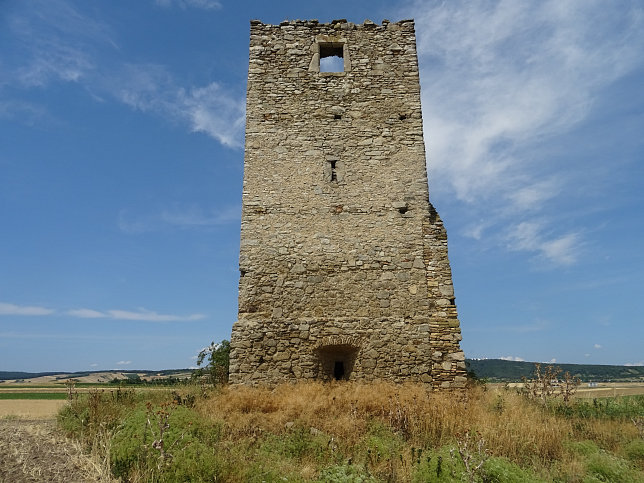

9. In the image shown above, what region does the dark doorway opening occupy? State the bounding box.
[316,343,358,381]
[334,361,345,380]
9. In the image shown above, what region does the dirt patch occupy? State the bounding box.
[0,419,113,482]
[0,400,67,419]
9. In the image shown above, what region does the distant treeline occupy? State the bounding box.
[466,359,644,382]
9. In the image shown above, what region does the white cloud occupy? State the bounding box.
[107,309,205,322]
[67,308,107,318]
[500,356,525,362]
[178,83,246,148]
[90,363,98,367]
[4,0,113,89]
[414,0,643,202]
[594,343,602,349]
[506,222,580,266]
[0,302,55,316]
[116,360,131,365]
[625,362,644,367]
[3,3,242,149]
[161,203,241,227]
[407,0,644,266]
[67,307,206,322]
[111,66,245,148]
[155,0,221,10]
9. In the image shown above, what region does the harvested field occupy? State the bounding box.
[0,400,67,419]
[0,419,111,482]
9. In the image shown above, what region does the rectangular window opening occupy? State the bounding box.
[330,160,337,182]
[319,43,344,72]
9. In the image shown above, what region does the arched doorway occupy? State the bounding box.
[315,342,360,381]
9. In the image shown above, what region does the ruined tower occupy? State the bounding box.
[230,19,466,388]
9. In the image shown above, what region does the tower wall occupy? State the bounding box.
[230,19,465,388]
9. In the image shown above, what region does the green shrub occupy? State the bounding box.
[585,451,640,483]
[110,403,222,482]
[317,463,379,482]
[411,446,462,483]
[564,440,600,456]
[482,457,544,482]
[259,427,331,462]
[623,439,644,467]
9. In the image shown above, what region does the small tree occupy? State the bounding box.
[193,339,230,385]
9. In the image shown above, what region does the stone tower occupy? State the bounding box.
[230,19,466,388]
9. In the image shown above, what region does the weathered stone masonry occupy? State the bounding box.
[230,19,466,388]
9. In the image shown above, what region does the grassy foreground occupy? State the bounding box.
[58,383,644,482]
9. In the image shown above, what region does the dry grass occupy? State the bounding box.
[197,382,640,474]
[55,381,642,481]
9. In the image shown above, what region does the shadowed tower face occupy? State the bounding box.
[230,19,466,388]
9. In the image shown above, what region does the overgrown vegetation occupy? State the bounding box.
[57,376,644,482]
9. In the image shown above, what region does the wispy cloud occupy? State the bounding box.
[116,360,132,366]
[0,301,204,322]
[506,222,581,266]
[0,100,55,127]
[155,0,222,10]
[594,343,602,349]
[118,203,240,233]
[108,65,245,148]
[0,302,55,316]
[67,308,206,322]
[2,2,243,148]
[178,83,246,148]
[407,0,644,266]
[3,0,113,89]
[67,308,106,319]
[625,361,643,367]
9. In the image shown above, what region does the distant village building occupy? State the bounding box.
[230,19,465,388]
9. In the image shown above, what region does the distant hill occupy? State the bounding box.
[2,361,643,383]
[466,359,644,382]
[0,369,191,382]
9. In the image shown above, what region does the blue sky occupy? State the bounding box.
[1,0,642,372]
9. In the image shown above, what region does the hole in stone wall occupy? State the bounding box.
[449,297,456,305]
[317,344,358,381]
[240,269,246,277]
[398,206,409,214]
[334,114,342,120]
[399,114,407,120]
[319,43,344,72]
[330,160,337,182]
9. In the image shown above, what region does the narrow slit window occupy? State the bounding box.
[330,160,337,181]
[320,43,344,72]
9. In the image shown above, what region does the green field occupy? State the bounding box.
[0,393,68,400]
